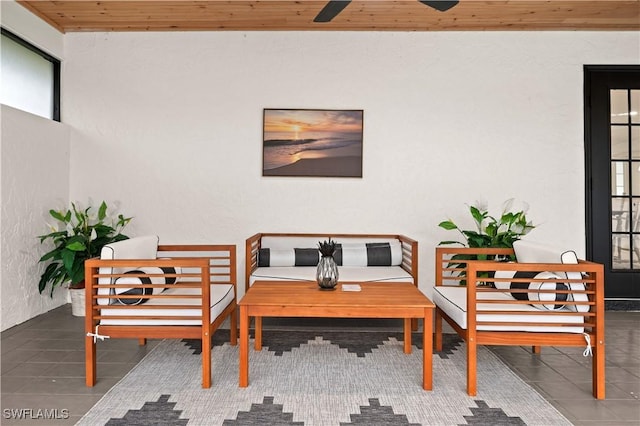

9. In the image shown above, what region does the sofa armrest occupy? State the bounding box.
[245,234,263,291]
[435,246,515,286]
[398,235,418,286]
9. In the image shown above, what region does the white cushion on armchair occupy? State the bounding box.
[97,235,159,305]
[513,240,589,313]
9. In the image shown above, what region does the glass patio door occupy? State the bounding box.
[610,89,640,270]
[586,66,640,302]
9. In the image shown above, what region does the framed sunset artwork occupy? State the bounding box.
[262,109,363,177]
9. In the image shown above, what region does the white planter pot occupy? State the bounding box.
[69,288,85,317]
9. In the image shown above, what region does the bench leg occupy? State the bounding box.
[531,345,541,354]
[403,318,412,354]
[229,307,238,346]
[138,338,147,346]
[85,334,96,386]
[434,309,443,352]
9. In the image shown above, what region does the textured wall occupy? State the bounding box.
[2,19,639,329]
[1,105,70,330]
[1,0,68,331]
[63,31,639,299]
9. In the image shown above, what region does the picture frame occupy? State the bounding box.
[262,108,363,177]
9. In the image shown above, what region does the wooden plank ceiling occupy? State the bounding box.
[17,0,640,33]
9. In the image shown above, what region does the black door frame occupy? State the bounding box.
[584,64,640,309]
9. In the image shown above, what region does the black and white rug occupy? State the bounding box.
[78,330,570,425]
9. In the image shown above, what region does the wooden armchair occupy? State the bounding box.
[434,242,605,399]
[84,236,237,388]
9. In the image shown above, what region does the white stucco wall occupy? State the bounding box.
[1,0,68,331]
[1,105,70,330]
[2,0,639,328]
[63,31,640,300]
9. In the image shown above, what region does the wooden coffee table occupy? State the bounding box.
[238,280,435,390]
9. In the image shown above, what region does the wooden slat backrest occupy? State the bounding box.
[435,246,604,332]
[85,245,236,325]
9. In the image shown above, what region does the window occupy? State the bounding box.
[1,28,60,121]
[610,89,640,269]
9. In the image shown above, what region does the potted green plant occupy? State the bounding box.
[438,199,535,285]
[438,198,535,248]
[37,201,132,315]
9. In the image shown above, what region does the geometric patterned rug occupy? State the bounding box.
[77,330,571,425]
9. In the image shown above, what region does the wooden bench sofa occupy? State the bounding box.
[245,233,419,291]
[434,240,605,399]
[84,235,237,388]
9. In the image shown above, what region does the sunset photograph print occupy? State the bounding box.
[262,109,363,177]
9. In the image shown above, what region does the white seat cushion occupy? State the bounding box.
[100,284,234,326]
[433,286,585,333]
[250,266,414,286]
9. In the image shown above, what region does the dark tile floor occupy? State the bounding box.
[1,306,638,425]
[488,311,640,425]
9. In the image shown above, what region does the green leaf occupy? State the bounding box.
[39,247,62,262]
[49,209,66,222]
[438,240,465,246]
[93,224,115,237]
[117,214,132,228]
[438,221,458,230]
[469,205,485,223]
[38,261,69,297]
[465,232,491,248]
[39,263,59,294]
[66,241,87,251]
[38,230,66,242]
[73,204,85,224]
[69,261,85,284]
[98,201,108,220]
[61,248,76,273]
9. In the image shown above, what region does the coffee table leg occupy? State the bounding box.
[239,305,249,387]
[255,316,262,350]
[423,307,433,390]
[403,318,412,354]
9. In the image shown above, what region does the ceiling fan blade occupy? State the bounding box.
[314,0,352,23]
[418,1,459,12]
